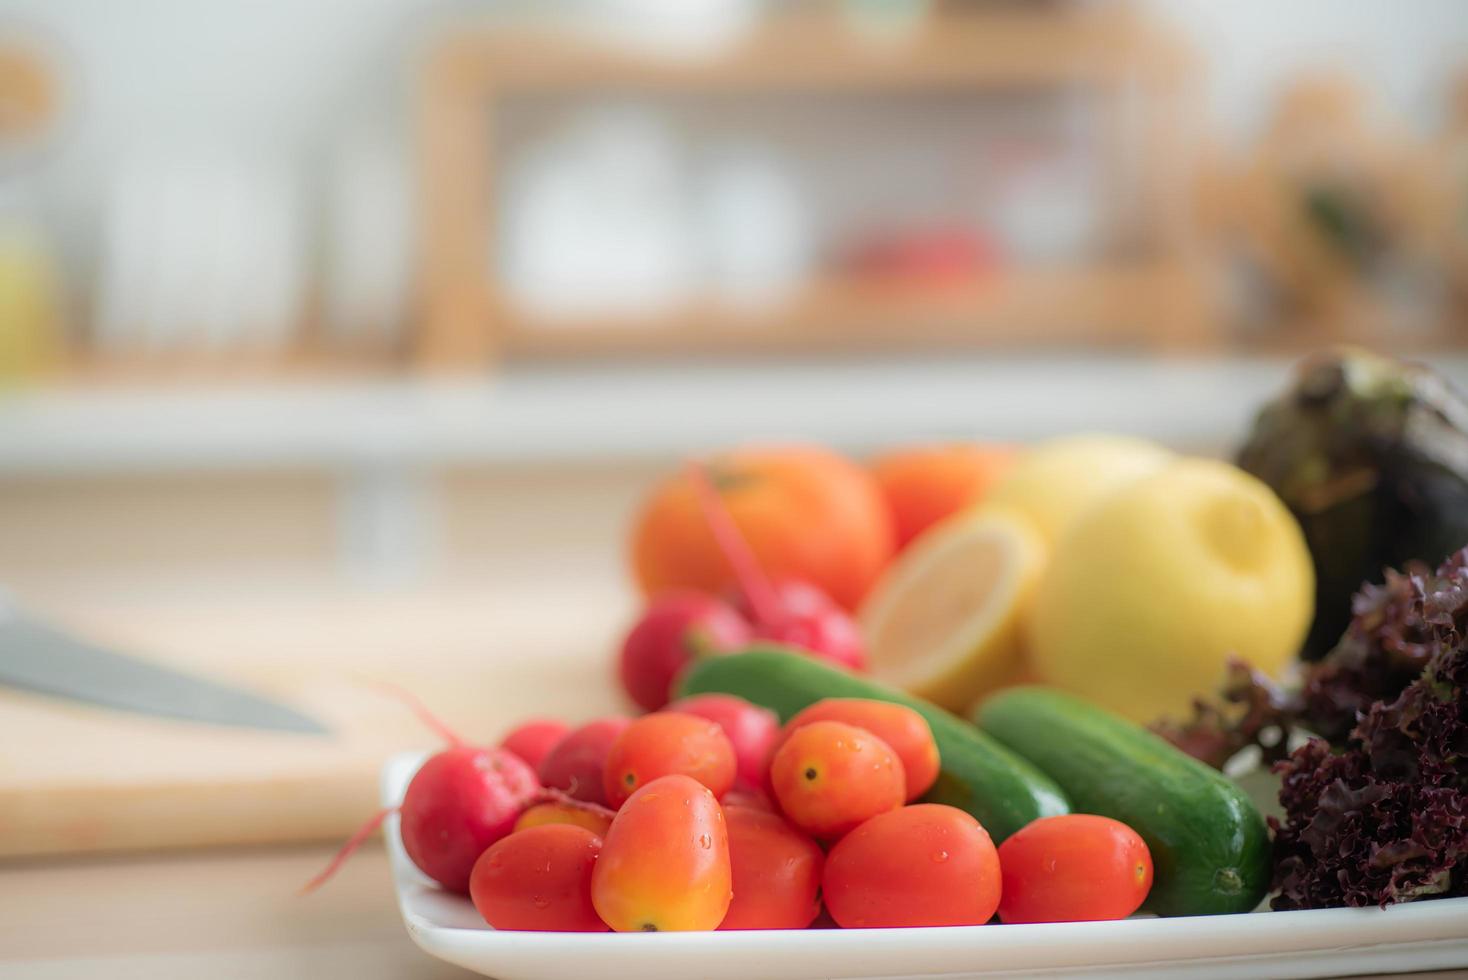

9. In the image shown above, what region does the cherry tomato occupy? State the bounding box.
[514,800,614,838]
[538,717,630,806]
[823,804,1001,928]
[996,814,1153,923]
[602,712,737,809]
[500,718,570,770]
[768,720,905,839]
[591,774,732,932]
[779,698,940,800]
[469,824,608,932]
[719,786,776,812]
[667,693,779,791]
[719,805,824,930]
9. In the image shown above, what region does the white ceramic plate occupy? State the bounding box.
[382,752,1468,980]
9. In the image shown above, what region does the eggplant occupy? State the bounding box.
[1237,348,1468,659]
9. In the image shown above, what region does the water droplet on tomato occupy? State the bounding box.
[931,850,949,863]
[698,834,713,849]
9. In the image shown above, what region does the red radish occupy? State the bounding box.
[730,578,866,672]
[618,592,752,711]
[537,717,631,807]
[500,718,570,770]
[668,693,779,791]
[400,745,540,894]
[302,694,539,897]
[689,462,868,671]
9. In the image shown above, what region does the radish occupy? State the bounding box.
[618,591,753,711]
[688,462,868,671]
[302,693,540,896]
[500,718,571,770]
[537,716,632,806]
[730,578,866,671]
[668,692,779,791]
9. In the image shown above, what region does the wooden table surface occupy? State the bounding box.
[0,841,472,978]
[3,841,1467,980]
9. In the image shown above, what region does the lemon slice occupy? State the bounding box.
[859,508,1047,713]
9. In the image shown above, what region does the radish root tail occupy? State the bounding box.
[686,460,784,628]
[299,806,397,896]
[368,681,465,747]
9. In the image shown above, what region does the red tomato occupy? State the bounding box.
[591,774,732,932]
[823,804,1001,928]
[602,712,737,809]
[719,805,824,930]
[997,814,1153,923]
[719,786,776,812]
[500,718,570,770]
[779,698,940,801]
[469,824,608,932]
[399,746,540,895]
[514,800,614,838]
[768,720,905,840]
[667,693,779,791]
[538,717,631,807]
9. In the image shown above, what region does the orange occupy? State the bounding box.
[870,444,1018,551]
[631,446,895,611]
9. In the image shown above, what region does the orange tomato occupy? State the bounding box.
[602,712,738,809]
[768,720,905,840]
[823,804,1001,928]
[719,805,824,930]
[591,775,732,932]
[997,814,1153,924]
[513,801,614,838]
[469,824,608,932]
[869,444,1018,550]
[631,446,895,611]
[777,698,941,801]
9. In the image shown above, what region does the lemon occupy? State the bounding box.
[859,508,1047,712]
[1027,457,1314,723]
[985,434,1174,544]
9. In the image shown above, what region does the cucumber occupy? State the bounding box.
[677,646,1069,842]
[976,686,1271,917]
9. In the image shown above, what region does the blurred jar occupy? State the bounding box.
[569,0,760,58]
[841,0,934,43]
[699,142,811,310]
[0,187,61,383]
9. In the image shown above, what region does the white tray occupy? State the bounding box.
[381,752,1468,980]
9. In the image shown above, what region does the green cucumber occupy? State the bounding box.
[677,646,1069,842]
[976,686,1271,916]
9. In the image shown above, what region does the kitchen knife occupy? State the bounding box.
[0,592,328,734]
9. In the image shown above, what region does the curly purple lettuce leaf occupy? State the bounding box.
[1155,549,1468,767]
[1269,549,1468,910]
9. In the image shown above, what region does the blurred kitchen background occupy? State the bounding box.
[2,0,1468,857]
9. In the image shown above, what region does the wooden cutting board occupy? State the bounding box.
[0,576,633,858]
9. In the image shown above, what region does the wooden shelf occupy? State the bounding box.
[435,11,1191,95]
[417,9,1207,367]
[497,263,1205,359]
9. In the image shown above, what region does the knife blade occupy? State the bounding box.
[0,593,328,734]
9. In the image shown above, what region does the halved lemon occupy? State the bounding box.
[859,507,1047,713]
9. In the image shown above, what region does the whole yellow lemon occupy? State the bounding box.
[985,434,1174,544]
[1026,457,1314,723]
